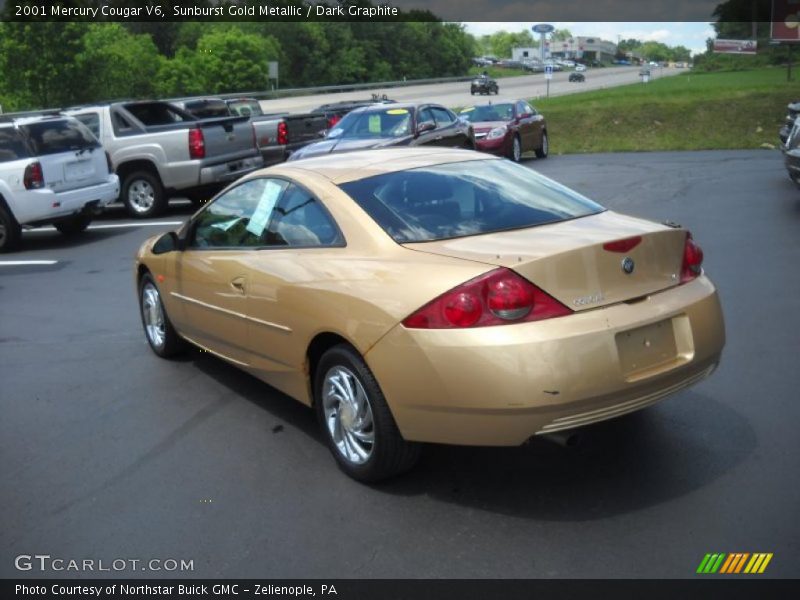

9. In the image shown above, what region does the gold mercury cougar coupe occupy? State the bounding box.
[135,148,725,482]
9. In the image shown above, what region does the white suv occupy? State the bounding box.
[0,114,120,252]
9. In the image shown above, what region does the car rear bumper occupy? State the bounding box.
[15,174,120,226]
[199,155,264,186]
[366,275,725,446]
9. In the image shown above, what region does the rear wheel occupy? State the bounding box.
[0,205,21,253]
[315,344,421,482]
[54,213,92,236]
[535,131,549,159]
[122,170,166,219]
[138,273,185,358]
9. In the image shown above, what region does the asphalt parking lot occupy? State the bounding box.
[1,149,798,579]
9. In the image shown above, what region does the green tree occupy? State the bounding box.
[75,24,162,103]
[0,22,86,109]
[550,29,573,42]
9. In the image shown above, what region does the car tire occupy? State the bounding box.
[509,135,522,162]
[315,344,421,482]
[122,170,166,219]
[535,131,549,159]
[0,204,21,253]
[470,88,476,95]
[138,272,185,358]
[494,87,499,95]
[54,213,92,236]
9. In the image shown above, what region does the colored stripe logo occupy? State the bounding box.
[696,553,773,574]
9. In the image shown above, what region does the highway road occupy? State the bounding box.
[1,149,798,579]
[259,65,682,113]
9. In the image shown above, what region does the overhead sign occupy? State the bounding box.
[532,24,555,34]
[771,0,800,41]
[713,39,758,54]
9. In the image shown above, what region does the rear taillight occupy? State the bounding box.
[680,232,704,283]
[402,268,572,329]
[277,121,288,145]
[188,128,205,159]
[23,161,44,189]
[327,114,341,129]
[105,151,113,174]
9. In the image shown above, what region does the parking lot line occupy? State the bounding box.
[0,260,59,266]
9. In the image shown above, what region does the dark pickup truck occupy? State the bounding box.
[177,97,328,167]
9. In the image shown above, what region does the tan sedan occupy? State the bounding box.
[135,148,725,482]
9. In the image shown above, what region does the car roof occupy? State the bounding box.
[265,147,501,185]
[348,102,429,114]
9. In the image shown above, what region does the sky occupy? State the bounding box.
[464,22,717,56]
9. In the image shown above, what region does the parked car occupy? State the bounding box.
[783,120,800,187]
[311,94,396,130]
[458,100,548,162]
[575,64,587,72]
[471,76,499,95]
[523,62,545,73]
[0,113,119,252]
[135,147,725,482]
[569,72,586,83]
[778,100,800,146]
[287,103,474,161]
[64,101,263,218]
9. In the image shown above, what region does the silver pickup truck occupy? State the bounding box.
[65,101,263,217]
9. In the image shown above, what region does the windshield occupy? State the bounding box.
[459,104,514,123]
[339,159,604,243]
[326,107,412,140]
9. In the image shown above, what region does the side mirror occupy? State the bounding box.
[152,231,181,254]
[416,121,436,136]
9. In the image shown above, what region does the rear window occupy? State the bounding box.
[338,159,604,243]
[19,119,100,156]
[227,100,263,117]
[124,103,193,126]
[183,100,230,119]
[0,127,31,162]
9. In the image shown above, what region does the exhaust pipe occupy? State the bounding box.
[541,431,581,448]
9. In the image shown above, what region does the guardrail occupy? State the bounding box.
[166,74,477,104]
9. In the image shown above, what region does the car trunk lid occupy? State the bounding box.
[402,211,687,311]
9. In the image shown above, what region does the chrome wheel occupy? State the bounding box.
[542,132,549,155]
[141,282,166,349]
[129,179,156,214]
[322,365,375,465]
[512,137,521,162]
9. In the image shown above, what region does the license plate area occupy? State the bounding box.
[616,318,679,381]
[64,160,94,182]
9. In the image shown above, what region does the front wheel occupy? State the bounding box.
[122,170,166,219]
[54,213,92,236]
[509,135,522,162]
[535,131,549,159]
[315,344,421,482]
[138,273,185,358]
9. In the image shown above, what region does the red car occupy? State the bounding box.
[459,100,548,162]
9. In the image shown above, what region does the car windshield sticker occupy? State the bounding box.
[386,109,409,115]
[246,180,283,236]
[368,115,382,133]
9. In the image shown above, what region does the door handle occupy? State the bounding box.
[434,136,443,141]
[230,277,246,294]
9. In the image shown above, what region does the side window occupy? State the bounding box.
[525,103,538,116]
[515,101,528,116]
[73,113,101,139]
[112,111,134,136]
[266,183,342,247]
[191,178,288,249]
[431,107,455,126]
[0,127,31,162]
[417,108,435,129]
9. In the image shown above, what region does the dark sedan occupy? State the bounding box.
[470,76,499,95]
[569,72,585,82]
[459,100,548,162]
[287,103,474,161]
